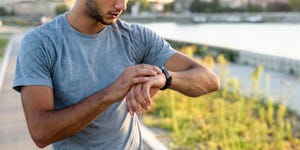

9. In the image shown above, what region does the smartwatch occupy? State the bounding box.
[160,67,172,90]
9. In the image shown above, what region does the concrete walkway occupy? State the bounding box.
[0,34,51,149]
[220,63,300,114]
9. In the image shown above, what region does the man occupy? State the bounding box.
[13,0,220,149]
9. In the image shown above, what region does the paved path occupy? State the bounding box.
[0,34,51,149]
[220,63,300,114]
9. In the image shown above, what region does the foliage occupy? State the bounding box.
[0,6,14,16]
[126,0,150,13]
[190,0,221,13]
[289,0,300,11]
[188,0,300,12]
[0,38,9,58]
[250,65,263,95]
[139,0,150,11]
[1,18,31,26]
[164,2,175,13]
[55,3,69,16]
[167,40,237,62]
[267,2,291,12]
[143,46,300,149]
[125,0,136,14]
[246,4,263,12]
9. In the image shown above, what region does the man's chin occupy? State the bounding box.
[99,19,118,25]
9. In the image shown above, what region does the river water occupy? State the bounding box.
[143,22,300,60]
[143,22,300,113]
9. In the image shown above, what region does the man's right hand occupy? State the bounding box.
[125,72,166,116]
[105,64,162,103]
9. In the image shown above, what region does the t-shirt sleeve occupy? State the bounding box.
[131,24,176,67]
[13,31,53,92]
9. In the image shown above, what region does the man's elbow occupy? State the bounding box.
[210,73,220,92]
[194,73,220,97]
[29,127,51,148]
[34,140,49,148]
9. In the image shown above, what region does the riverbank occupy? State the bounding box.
[169,39,300,76]
[143,60,300,149]
[1,12,300,27]
[165,39,300,112]
[140,22,300,76]
[222,63,300,114]
[121,12,300,24]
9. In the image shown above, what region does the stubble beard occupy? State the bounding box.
[85,0,113,25]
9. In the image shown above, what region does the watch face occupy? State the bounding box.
[160,67,172,90]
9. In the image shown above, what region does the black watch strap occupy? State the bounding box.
[160,67,172,90]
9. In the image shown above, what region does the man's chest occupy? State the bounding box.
[51,42,138,107]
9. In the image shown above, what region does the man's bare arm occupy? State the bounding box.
[126,52,220,114]
[165,52,220,97]
[21,64,161,148]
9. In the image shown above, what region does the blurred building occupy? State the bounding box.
[148,0,174,12]
[150,2,165,12]
[174,0,249,11]
[174,0,193,12]
[219,0,249,8]
[249,0,289,5]
[174,0,289,12]
[1,0,64,16]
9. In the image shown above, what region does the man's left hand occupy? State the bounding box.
[126,73,166,116]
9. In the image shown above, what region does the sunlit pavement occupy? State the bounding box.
[0,34,51,149]
[214,63,300,114]
[0,25,32,35]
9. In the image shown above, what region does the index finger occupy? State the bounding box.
[133,64,162,74]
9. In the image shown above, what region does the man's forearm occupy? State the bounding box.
[25,88,115,148]
[125,63,220,115]
[168,64,220,97]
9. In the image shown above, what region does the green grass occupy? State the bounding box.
[142,47,300,150]
[0,38,9,59]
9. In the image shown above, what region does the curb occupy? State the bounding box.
[140,124,168,150]
[0,35,15,91]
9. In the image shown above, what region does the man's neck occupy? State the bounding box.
[66,9,106,34]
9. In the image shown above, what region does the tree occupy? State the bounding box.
[55,3,69,16]
[246,3,263,12]
[164,2,175,12]
[190,0,221,13]
[0,6,13,16]
[267,2,291,12]
[0,7,8,16]
[289,0,300,11]
[125,0,136,14]
[125,0,150,13]
[140,0,150,11]
[190,0,211,13]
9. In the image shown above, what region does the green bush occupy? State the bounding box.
[143,48,300,149]
[56,3,69,16]
[0,38,9,58]
[167,40,238,62]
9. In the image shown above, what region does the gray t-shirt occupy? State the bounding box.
[13,14,176,150]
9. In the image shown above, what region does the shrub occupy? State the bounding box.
[55,3,69,16]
